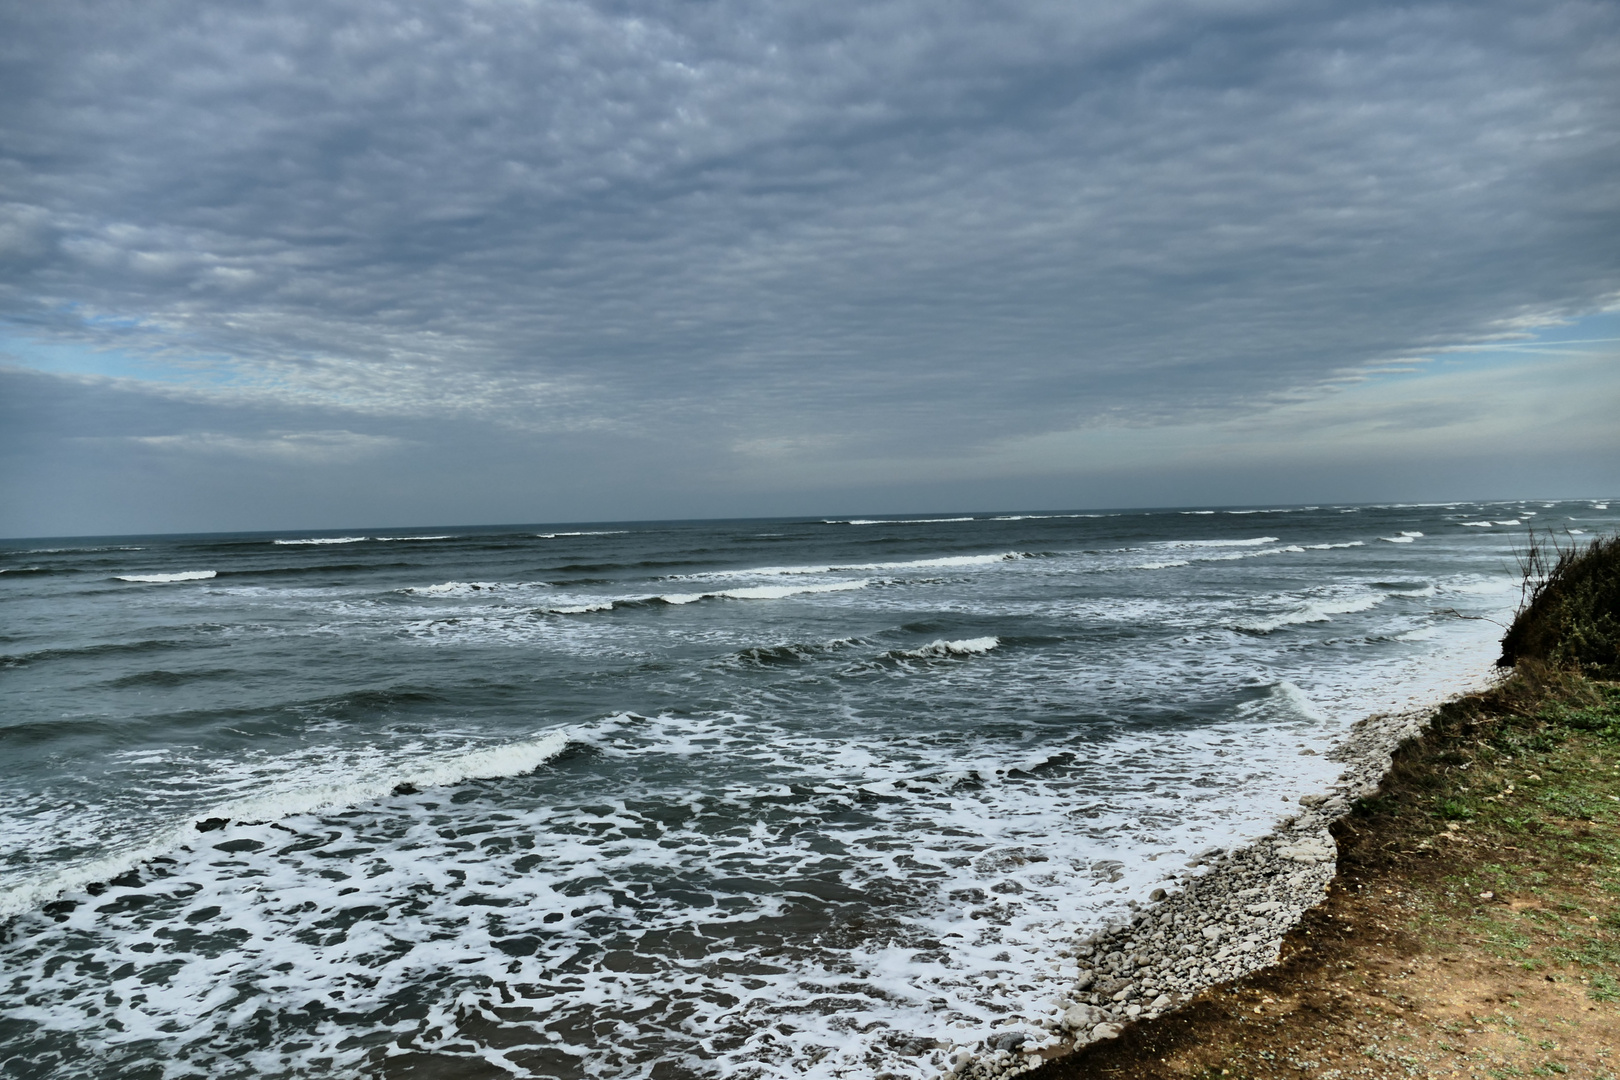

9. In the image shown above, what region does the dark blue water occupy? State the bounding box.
[1,501,1608,1078]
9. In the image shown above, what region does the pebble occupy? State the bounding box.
[945,703,1435,1079]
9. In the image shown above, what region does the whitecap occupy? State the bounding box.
[537,530,629,538]
[670,552,1023,580]
[1494,520,1521,526]
[824,517,976,526]
[1379,535,1415,543]
[272,536,370,545]
[404,581,531,596]
[115,570,217,583]
[658,580,869,604]
[1458,521,1493,527]
[376,535,453,541]
[892,636,1001,659]
[1236,593,1385,633]
[1301,541,1365,549]
[1159,536,1279,548]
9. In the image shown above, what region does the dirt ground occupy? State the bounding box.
[1028,685,1620,1080]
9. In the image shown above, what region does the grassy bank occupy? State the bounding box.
[1029,534,1620,1079]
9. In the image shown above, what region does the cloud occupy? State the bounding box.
[0,0,1616,531]
[117,430,404,462]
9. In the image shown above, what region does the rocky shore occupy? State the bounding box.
[947,701,1444,1079]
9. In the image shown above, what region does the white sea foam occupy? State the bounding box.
[0,731,570,919]
[1160,536,1279,547]
[893,636,1001,659]
[1459,521,1494,527]
[825,517,977,525]
[1495,520,1521,526]
[1302,541,1365,549]
[0,512,1529,1080]
[1236,592,1385,633]
[670,552,1023,580]
[403,580,540,596]
[658,580,869,604]
[1401,531,1424,538]
[272,536,370,545]
[376,535,453,541]
[115,570,217,583]
[1379,535,1415,543]
[1180,510,1216,514]
[537,530,629,538]
[990,514,1106,521]
[1594,502,1610,510]
[1132,544,1305,570]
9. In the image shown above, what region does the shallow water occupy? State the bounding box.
[1,501,1609,1078]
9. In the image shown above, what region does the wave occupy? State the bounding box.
[823,517,976,526]
[1595,503,1609,510]
[730,637,863,667]
[1302,541,1364,550]
[1495,519,1521,526]
[1,639,187,671]
[990,514,1108,521]
[1458,521,1494,527]
[1180,510,1215,515]
[889,636,1001,660]
[1237,680,1330,722]
[668,551,1024,580]
[1158,536,1279,548]
[0,731,572,918]
[1133,544,1305,570]
[403,580,545,596]
[656,580,869,605]
[115,570,217,583]
[1235,594,1385,634]
[537,531,629,538]
[376,535,453,542]
[272,537,370,545]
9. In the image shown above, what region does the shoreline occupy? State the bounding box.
[949,696,1459,1078]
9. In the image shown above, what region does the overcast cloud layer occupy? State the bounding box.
[2,0,1618,535]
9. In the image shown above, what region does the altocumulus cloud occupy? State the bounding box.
[1,0,1617,533]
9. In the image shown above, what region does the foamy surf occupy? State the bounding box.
[657,580,870,604]
[1236,593,1386,634]
[114,570,216,583]
[667,551,1024,580]
[0,503,1578,1080]
[824,517,977,525]
[891,636,1001,659]
[537,530,630,537]
[272,536,370,545]
[0,730,570,919]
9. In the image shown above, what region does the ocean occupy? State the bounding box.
[1,500,1611,1079]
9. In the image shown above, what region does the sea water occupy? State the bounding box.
[0,501,1610,1079]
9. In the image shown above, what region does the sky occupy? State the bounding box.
[2,0,1618,538]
